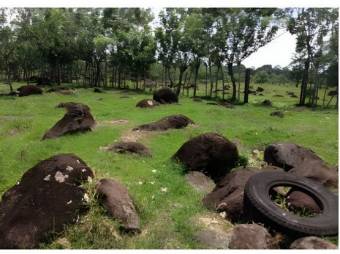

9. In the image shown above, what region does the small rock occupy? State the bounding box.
[55,237,71,249]
[270,111,284,118]
[194,213,233,249]
[287,189,321,214]
[228,224,277,249]
[96,178,140,233]
[290,236,337,249]
[185,171,216,193]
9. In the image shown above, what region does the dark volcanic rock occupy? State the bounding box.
[96,178,140,233]
[173,133,239,182]
[42,102,96,140]
[17,85,43,97]
[35,77,51,86]
[47,86,70,93]
[228,224,277,249]
[286,189,321,214]
[256,87,264,92]
[0,154,94,248]
[136,99,160,108]
[270,111,284,118]
[264,143,322,170]
[264,143,338,187]
[133,114,193,131]
[290,236,337,249]
[110,141,151,156]
[153,87,178,104]
[261,99,272,106]
[203,169,256,221]
[93,87,103,93]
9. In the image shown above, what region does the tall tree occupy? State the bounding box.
[287,8,336,106]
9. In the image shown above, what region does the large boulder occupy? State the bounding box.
[96,178,140,233]
[153,87,178,104]
[0,154,94,248]
[42,102,96,140]
[109,141,151,157]
[173,133,239,182]
[17,85,43,97]
[202,169,256,222]
[264,143,338,188]
[290,236,337,249]
[133,114,193,131]
[136,99,160,108]
[228,224,277,249]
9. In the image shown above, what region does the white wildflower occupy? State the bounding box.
[87,176,93,183]
[160,187,168,192]
[138,181,143,185]
[83,193,90,203]
[219,211,227,219]
[150,181,155,185]
[151,169,157,173]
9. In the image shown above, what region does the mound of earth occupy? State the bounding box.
[42,102,96,140]
[47,86,70,93]
[228,224,277,249]
[136,99,160,108]
[93,88,103,93]
[261,99,272,106]
[270,111,284,118]
[173,133,239,182]
[264,143,338,187]
[109,141,151,156]
[0,154,94,248]
[256,87,264,92]
[153,87,178,104]
[133,114,193,131]
[35,77,51,86]
[17,85,43,97]
[328,90,337,97]
[290,236,337,249]
[96,178,140,233]
[218,101,234,108]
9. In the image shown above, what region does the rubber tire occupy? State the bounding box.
[244,171,338,236]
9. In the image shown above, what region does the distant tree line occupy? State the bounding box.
[0,8,338,106]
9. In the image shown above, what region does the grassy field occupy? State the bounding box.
[0,82,338,248]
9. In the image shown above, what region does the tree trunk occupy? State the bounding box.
[176,66,187,96]
[209,61,213,97]
[193,60,200,97]
[244,68,251,104]
[299,58,310,106]
[228,62,237,101]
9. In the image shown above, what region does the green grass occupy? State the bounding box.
[0,82,338,248]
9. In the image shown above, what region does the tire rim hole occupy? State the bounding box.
[269,185,322,217]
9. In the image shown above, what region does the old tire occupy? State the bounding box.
[244,171,338,236]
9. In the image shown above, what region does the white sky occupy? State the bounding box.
[151,8,297,69]
[242,29,297,69]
